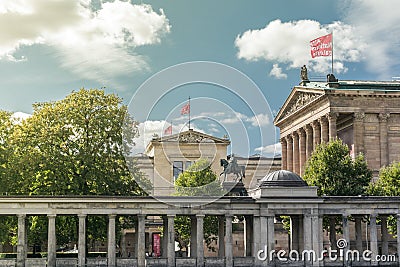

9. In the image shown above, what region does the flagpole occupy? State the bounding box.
[331,31,334,75]
[188,96,191,130]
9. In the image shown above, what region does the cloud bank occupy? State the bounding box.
[235,19,364,78]
[0,0,170,82]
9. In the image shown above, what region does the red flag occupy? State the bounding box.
[180,102,190,115]
[310,33,332,58]
[164,125,172,135]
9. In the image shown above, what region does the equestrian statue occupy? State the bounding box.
[220,154,245,182]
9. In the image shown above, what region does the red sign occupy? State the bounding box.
[310,33,332,58]
[152,233,161,257]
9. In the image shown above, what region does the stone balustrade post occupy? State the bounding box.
[78,214,86,267]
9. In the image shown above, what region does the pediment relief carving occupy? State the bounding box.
[282,92,321,118]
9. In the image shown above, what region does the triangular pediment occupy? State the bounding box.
[274,87,324,124]
[153,129,230,144]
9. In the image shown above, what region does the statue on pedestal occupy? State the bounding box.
[220,154,245,182]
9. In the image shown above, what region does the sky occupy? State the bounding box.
[1,0,400,157]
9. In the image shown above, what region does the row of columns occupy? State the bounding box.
[15,214,240,267]
[281,112,338,174]
[15,212,400,267]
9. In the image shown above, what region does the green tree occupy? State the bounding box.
[0,110,15,195]
[174,159,222,252]
[6,89,149,249]
[303,139,372,196]
[303,139,372,247]
[367,161,400,234]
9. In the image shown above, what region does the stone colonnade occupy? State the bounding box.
[280,112,338,175]
[3,197,400,267]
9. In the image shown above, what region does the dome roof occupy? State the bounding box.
[259,170,308,188]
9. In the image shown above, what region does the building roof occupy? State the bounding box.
[258,170,308,188]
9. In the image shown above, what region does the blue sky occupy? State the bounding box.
[1,0,400,157]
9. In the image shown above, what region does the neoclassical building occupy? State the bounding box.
[274,76,400,175]
[135,129,281,195]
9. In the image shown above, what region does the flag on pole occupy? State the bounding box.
[164,125,172,135]
[180,102,190,115]
[310,33,332,58]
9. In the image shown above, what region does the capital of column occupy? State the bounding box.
[280,137,287,145]
[297,128,306,137]
[47,214,57,219]
[109,214,117,219]
[378,112,390,122]
[327,112,338,122]
[285,135,293,144]
[354,112,365,122]
[311,120,320,129]
[304,125,312,135]
[318,116,328,125]
[78,214,87,219]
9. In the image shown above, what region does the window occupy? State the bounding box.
[173,161,183,181]
[185,161,192,170]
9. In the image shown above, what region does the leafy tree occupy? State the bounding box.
[303,139,372,196]
[367,161,400,234]
[5,89,149,249]
[0,110,15,195]
[303,139,372,247]
[174,159,222,252]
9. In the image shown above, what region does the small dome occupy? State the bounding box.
[259,170,308,187]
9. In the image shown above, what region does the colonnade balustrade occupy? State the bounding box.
[1,196,400,267]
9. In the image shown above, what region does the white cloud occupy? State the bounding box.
[254,142,281,157]
[269,64,287,79]
[0,0,170,82]
[341,0,400,78]
[199,111,270,127]
[235,19,365,75]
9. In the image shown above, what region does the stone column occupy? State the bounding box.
[305,125,313,161]
[190,216,197,258]
[379,113,390,166]
[120,230,126,258]
[354,216,363,252]
[167,215,175,267]
[292,132,300,174]
[353,112,365,155]
[312,120,321,147]
[381,215,388,255]
[266,215,275,258]
[252,215,261,261]
[396,214,400,266]
[286,136,293,172]
[281,138,287,170]
[244,216,253,257]
[137,215,146,267]
[162,216,168,258]
[369,214,378,266]
[78,215,86,267]
[47,215,57,267]
[108,215,116,267]
[311,214,321,266]
[298,128,306,175]
[319,116,329,143]
[328,112,338,140]
[16,214,27,267]
[303,213,313,264]
[218,216,225,258]
[225,215,233,267]
[196,215,204,267]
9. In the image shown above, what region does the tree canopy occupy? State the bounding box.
[368,161,400,196]
[0,89,149,249]
[303,139,372,196]
[174,159,222,252]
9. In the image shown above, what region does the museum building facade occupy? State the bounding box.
[274,77,400,176]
